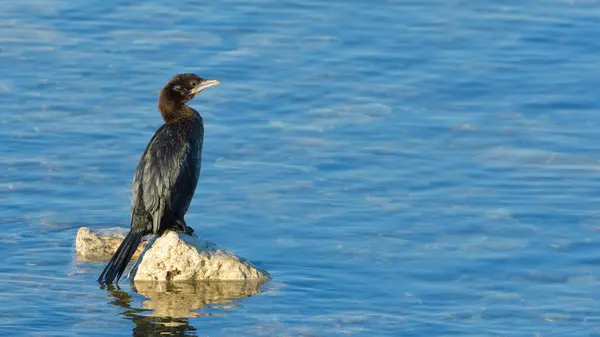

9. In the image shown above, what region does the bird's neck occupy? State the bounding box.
[158,96,197,124]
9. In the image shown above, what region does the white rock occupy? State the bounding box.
[134,230,269,282]
[75,227,270,282]
[75,226,148,262]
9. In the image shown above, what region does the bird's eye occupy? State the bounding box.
[190,81,197,87]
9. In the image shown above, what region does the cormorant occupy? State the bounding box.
[98,73,220,284]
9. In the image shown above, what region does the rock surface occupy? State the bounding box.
[76,227,148,262]
[134,230,270,282]
[76,227,270,282]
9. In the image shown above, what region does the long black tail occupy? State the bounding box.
[98,230,144,284]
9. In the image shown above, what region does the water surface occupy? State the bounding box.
[2,0,600,336]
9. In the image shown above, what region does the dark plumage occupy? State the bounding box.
[98,73,220,284]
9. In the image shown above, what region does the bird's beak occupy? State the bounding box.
[190,79,220,95]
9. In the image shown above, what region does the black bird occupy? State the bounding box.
[98,73,220,284]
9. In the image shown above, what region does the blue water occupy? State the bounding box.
[2,0,600,335]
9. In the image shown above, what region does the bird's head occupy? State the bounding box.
[158,73,220,123]
[162,73,220,105]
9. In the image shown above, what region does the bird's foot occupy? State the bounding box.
[173,218,195,236]
[185,226,195,235]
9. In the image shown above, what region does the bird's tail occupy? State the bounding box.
[98,229,144,284]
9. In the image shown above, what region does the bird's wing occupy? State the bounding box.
[131,124,200,234]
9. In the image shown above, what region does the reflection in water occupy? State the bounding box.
[105,280,267,336]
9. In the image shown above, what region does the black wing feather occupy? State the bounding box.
[131,122,202,234]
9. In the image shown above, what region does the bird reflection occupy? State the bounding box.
[104,280,267,336]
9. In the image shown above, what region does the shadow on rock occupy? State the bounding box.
[104,280,267,336]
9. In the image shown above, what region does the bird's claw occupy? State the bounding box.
[174,218,194,236]
[185,226,195,235]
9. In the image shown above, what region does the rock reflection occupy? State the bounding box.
[132,280,266,317]
[105,280,267,336]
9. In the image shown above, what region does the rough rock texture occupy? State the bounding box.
[76,227,270,282]
[134,231,269,282]
[76,227,148,262]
